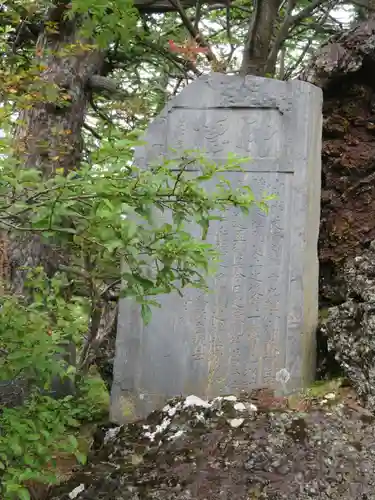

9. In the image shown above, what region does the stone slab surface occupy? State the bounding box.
[111,74,323,423]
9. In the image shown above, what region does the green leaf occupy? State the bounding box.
[141,304,152,325]
[26,434,41,441]
[75,451,87,465]
[10,441,23,456]
[19,469,38,482]
[68,435,79,449]
[17,487,31,500]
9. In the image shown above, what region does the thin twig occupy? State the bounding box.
[284,7,332,78]
[89,95,115,127]
[83,122,102,140]
[291,0,329,24]
[194,0,204,29]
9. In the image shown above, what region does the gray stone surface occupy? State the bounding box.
[111,73,323,423]
[321,241,375,411]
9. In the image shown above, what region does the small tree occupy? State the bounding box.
[0,129,272,496]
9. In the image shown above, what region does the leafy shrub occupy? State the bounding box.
[75,368,110,422]
[0,275,88,499]
[0,143,272,498]
[0,395,86,500]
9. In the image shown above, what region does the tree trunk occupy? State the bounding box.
[3,2,105,403]
[9,2,103,287]
[14,6,103,176]
[239,0,282,76]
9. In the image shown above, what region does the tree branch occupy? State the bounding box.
[291,0,330,25]
[194,0,205,29]
[83,123,102,140]
[265,0,297,75]
[89,95,115,127]
[88,75,129,100]
[168,0,218,63]
[133,0,231,12]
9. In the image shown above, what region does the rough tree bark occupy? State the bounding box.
[10,1,104,286]
[239,0,331,77]
[240,0,283,76]
[0,1,108,405]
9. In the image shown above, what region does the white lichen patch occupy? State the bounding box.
[163,404,178,417]
[213,395,237,403]
[104,426,121,444]
[222,395,237,402]
[227,418,245,428]
[184,395,211,408]
[167,429,185,441]
[325,392,336,400]
[144,417,172,442]
[276,368,290,384]
[142,394,256,443]
[234,402,247,411]
[68,484,85,499]
[195,412,206,422]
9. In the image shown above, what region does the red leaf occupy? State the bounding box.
[169,40,179,51]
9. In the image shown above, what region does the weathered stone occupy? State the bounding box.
[50,389,375,500]
[111,73,323,422]
[321,241,375,410]
[299,19,375,89]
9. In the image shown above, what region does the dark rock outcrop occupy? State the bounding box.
[300,18,375,307]
[321,241,375,410]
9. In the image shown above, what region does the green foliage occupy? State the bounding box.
[0,272,86,384]
[0,395,85,500]
[0,137,271,497]
[75,369,110,421]
[0,370,109,499]
[70,0,139,47]
[0,277,110,498]
[0,144,271,321]
[0,275,87,498]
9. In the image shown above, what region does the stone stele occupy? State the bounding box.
[110,73,322,423]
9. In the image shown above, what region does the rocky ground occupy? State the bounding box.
[50,386,375,500]
[46,240,375,500]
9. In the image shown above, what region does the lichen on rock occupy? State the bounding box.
[321,241,375,411]
[49,390,375,500]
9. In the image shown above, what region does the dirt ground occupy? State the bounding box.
[49,386,375,500]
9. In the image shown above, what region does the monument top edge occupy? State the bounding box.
[195,72,322,93]
[164,72,322,115]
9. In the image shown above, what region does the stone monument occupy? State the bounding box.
[110,73,322,423]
